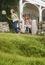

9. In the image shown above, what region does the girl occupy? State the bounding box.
[25,17,31,33]
[8,9,20,33]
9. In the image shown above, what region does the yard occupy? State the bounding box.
[0,33,45,65]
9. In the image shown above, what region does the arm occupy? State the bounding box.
[6,15,12,20]
[8,17,12,20]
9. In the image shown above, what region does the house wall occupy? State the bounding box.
[23,3,39,21]
[23,3,45,21]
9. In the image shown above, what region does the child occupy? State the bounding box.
[25,17,31,33]
[8,9,20,33]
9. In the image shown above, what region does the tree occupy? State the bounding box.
[0,0,19,21]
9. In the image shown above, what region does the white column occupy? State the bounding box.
[32,19,38,34]
[19,0,23,21]
[19,0,25,33]
[39,6,42,22]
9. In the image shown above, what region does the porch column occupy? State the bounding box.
[19,0,25,33]
[39,6,42,22]
[19,0,23,21]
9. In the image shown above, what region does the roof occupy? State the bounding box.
[24,0,45,7]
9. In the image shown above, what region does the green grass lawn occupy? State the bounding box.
[0,33,45,65]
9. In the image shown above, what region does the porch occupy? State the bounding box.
[19,0,45,34]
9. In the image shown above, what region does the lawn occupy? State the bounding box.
[0,33,45,65]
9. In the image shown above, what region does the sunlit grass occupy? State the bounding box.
[0,33,45,65]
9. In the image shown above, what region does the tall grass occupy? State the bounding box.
[0,33,45,65]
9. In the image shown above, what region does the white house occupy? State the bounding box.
[19,0,45,22]
[19,0,45,33]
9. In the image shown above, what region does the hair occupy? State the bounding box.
[10,9,15,13]
[25,16,30,22]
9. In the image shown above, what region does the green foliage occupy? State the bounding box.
[0,33,45,57]
[0,33,45,65]
[0,52,45,65]
[0,0,19,22]
[23,4,27,9]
